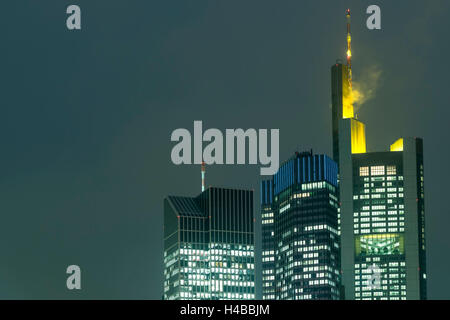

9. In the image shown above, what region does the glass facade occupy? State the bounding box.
[353,161,407,299]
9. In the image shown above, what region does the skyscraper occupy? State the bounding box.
[163,187,255,300]
[338,122,427,300]
[261,151,341,300]
[332,11,426,300]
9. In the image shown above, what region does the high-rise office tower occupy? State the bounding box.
[338,127,427,300]
[261,151,341,300]
[261,182,275,299]
[163,187,255,300]
[333,10,426,300]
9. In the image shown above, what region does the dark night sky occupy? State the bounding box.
[1,1,449,299]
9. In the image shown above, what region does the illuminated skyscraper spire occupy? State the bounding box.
[346,8,352,88]
[201,161,205,192]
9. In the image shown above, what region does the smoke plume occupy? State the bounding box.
[352,65,382,113]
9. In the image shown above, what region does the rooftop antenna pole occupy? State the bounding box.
[201,161,206,192]
[345,8,352,89]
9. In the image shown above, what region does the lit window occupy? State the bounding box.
[360,167,369,176]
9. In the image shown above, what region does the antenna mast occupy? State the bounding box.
[345,8,352,89]
[201,161,206,192]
